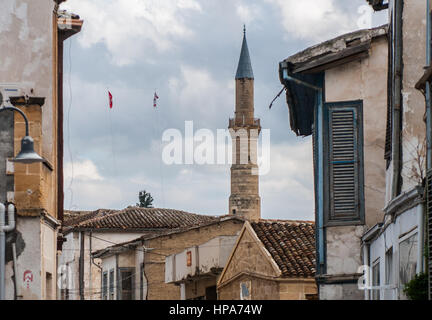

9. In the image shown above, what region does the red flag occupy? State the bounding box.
[108,91,113,109]
[153,92,159,108]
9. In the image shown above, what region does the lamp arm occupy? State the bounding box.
[0,105,29,136]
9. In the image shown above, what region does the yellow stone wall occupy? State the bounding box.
[144,219,243,300]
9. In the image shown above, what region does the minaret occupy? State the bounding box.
[228,26,261,221]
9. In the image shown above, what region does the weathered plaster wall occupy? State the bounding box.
[325,36,388,228]
[325,225,365,276]
[0,112,14,203]
[398,0,427,195]
[319,283,364,300]
[5,217,41,300]
[0,0,56,161]
[322,36,388,300]
[1,0,59,300]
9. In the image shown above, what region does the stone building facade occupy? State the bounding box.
[59,207,216,300]
[0,0,82,300]
[217,220,317,300]
[93,216,244,300]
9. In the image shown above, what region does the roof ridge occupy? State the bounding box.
[255,219,315,224]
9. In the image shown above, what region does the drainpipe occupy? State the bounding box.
[0,203,16,300]
[280,70,326,275]
[417,202,425,273]
[426,0,432,170]
[426,0,432,300]
[89,231,102,300]
[392,0,403,199]
[78,231,84,300]
[12,243,19,300]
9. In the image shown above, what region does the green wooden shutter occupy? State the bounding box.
[326,101,364,225]
[427,169,432,300]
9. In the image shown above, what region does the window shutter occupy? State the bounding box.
[427,169,432,300]
[326,101,364,224]
[385,21,393,164]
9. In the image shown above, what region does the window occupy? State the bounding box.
[384,248,394,299]
[372,260,380,300]
[205,286,217,300]
[385,248,393,285]
[240,281,251,300]
[324,101,364,225]
[102,271,108,300]
[140,263,144,300]
[119,268,135,300]
[46,272,53,300]
[399,233,418,299]
[109,269,114,300]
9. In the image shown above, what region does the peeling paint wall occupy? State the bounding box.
[321,36,388,299]
[325,36,388,228]
[385,0,427,202]
[0,0,60,300]
[399,0,427,195]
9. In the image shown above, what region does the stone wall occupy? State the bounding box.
[218,274,279,300]
[217,224,317,300]
[144,219,243,300]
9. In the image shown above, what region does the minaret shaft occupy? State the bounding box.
[228,29,261,221]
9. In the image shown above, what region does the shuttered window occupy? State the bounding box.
[325,101,364,225]
[426,169,432,300]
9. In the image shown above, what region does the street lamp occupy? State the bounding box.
[0,103,44,300]
[0,104,45,164]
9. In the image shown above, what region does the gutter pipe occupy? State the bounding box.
[0,203,16,300]
[426,0,431,169]
[280,67,325,275]
[392,0,403,199]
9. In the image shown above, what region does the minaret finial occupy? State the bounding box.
[235,25,253,79]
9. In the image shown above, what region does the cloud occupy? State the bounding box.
[60,0,202,66]
[168,65,233,124]
[260,139,314,220]
[64,159,103,181]
[236,3,261,25]
[265,0,366,42]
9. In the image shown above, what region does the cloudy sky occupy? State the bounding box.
[60,0,387,220]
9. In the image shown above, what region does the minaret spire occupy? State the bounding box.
[228,27,261,221]
[235,25,254,80]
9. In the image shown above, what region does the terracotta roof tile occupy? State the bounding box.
[251,220,316,278]
[65,207,217,231]
[63,209,119,228]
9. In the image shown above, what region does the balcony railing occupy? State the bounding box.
[229,117,260,128]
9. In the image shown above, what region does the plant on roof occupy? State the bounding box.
[136,190,154,208]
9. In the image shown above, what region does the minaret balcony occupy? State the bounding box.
[229,117,260,128]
